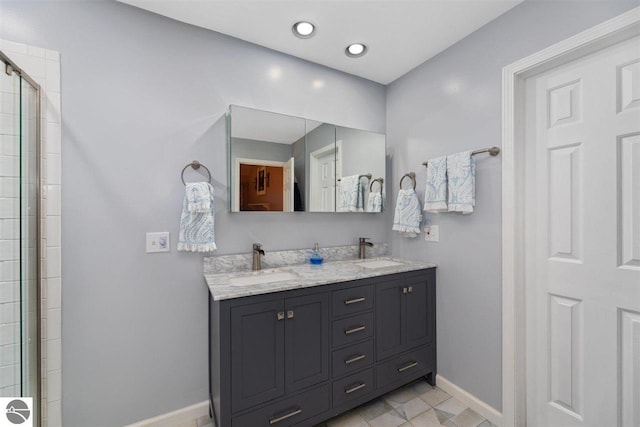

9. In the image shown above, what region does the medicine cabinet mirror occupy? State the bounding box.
[228,105,386,213]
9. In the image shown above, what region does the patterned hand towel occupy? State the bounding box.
[392,189,422,238]
[447,151,475,214]
[178,182,217,252]
[424,156,448,212]
[366,191,384,213]
[337,175,364,212]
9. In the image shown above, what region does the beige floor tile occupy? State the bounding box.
[358,399,396,421]
[450,408,484,427]
[419,387,450,407]
[326,410,369,427]
[368,411,406,427]
[408,408,442,427]
[384,387,419,408]
[435,397,466,417]
[394,397,430,420]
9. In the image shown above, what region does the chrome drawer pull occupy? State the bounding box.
[345,354,366,365]
[287,310,295,319]
[269,408,302,425]
[345,382,366,394]
[397,361,418,372]
[344,297,366,305]
[344,325,366,335]
[276,311,285,321]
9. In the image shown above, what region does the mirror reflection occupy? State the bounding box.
[229,105,386,213]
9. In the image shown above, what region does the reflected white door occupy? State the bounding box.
[525,36,640,427]
[283,157,294,212]
[309,145,336,212]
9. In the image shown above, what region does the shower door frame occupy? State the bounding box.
[0,48,42,423]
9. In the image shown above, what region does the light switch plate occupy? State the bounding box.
[146,232,170,253]
[424,225,439,242]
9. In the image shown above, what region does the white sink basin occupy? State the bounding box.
[228,269,300,286]
[357,259,404,269]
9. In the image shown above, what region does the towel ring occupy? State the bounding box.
[181,160,212,185]
[399,172,416,190]
[370,177,384,194]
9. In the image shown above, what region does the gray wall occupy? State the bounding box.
[386,0,638,411]
[0,1,386,425]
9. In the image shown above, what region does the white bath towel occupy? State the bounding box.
[337,175,364,212]
[424,156,448,212]
[366,191,384,213]
[447,151,475,214]
[392,189,422,238]
[178,182,217,252]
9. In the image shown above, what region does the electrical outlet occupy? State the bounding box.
[146,232,170,253]
[424,225,439,242]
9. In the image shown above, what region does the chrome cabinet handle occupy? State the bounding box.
[345,354,366,365]
[345,382,366,394]
[344,325,366,335]
[287,310,295,319]
[269,408,302,425]
[408,286,413,293]
[397,361,418,372]
[276,311,285,321]
[344,297,366,305]
[402,287,408,294]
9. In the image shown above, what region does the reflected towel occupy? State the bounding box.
[392,189,422,238]
[337,175,364,212]
[366,191,384,213]
[447,151,475,214]
[424,156,448,212]
[178,182,217,252]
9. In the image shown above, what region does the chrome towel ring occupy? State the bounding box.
[399,172,416,190]
[181,160,212,185]
[370,177,384,194]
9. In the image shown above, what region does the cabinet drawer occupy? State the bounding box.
[332,285,374,318]
[332,312,374,348]
[332,340,374,378]
[376,345,433,390]
[332,368,375,408]
[232,384,330,427]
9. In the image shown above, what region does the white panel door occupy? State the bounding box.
[525,36,640,427]
[309,146,336,212]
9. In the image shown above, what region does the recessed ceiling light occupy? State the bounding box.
[345,43,367,58]
[292,21,315,39]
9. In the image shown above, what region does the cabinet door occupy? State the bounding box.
[376,278,405,360]
[231,300,285,412]
[404,274,434,350]
[285,293,329,393]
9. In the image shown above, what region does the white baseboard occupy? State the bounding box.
[436,375,503,427]
[125,401,210,427]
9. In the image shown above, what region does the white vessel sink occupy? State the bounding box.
[228,269,300,286]
[357,259,404,269]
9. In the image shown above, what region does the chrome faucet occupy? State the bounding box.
[358,237,374,259]
[252,243,265,271]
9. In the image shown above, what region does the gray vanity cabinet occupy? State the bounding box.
[209,267,436,427]
[375,272,435,360]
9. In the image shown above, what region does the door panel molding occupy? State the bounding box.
[502,7,640,426]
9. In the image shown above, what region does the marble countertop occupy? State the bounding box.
[205,257,436,301]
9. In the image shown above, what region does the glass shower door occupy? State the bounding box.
[0,53,40,419]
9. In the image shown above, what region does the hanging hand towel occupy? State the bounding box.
[447,151,475,214]
[424,156,448,212]
[178,182,217,252]
[337,175,364,212]
[392,189,422,238]
[366,191,384,213]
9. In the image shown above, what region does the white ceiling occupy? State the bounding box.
[117,0,522,84]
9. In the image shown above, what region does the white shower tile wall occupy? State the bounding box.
[0,39,62,427]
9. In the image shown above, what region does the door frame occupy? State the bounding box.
[501,7,640,426]
[234,157,287,211]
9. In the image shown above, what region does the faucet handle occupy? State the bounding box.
[359,237,371,242]
[253,243,262,250]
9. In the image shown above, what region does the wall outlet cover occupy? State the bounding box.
[424,225,439,242]
[146,232,170,253]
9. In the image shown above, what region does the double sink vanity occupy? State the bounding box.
[205,243,437,427]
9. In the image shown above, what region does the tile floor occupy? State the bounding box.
[316,379,497,427]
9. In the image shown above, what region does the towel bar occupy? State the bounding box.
[422,146,501,167]
[338,173,372,182]
[399,172,416,190]
[181,160,212,185]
